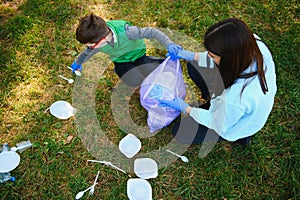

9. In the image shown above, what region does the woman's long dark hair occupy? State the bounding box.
[204,18,268,95]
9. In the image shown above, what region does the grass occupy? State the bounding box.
[0,0,299,199]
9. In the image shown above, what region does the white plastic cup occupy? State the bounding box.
[119,134,141,158]
[134,158,158,179]
[127,178,152,200]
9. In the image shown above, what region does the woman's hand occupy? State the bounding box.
[176,49,195,61]
[158,97,190,114]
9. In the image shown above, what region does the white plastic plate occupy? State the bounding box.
[0,151,21,173]
[49,100,75,119]
[127,178,152,200]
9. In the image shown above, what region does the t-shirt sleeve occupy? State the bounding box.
[197,51,215,68]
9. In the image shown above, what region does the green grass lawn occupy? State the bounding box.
[0,0,299,199]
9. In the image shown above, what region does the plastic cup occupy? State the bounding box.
[127,178,152,200]
[119,134,141,158]
[134,158,158,179]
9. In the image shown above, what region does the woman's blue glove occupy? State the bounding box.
[71,61,82,73]
[167,43,183,60]
[176,49,195,61]
[158,97,189,113]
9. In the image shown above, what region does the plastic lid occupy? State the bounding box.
[134,158,158,179]
[49,100,75,119]
[127,178,152,200]
[119,134,141,158]
[0,151,20,173]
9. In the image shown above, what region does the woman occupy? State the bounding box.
[159,18,277,145]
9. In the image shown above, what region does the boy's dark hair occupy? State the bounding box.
[204,18,268,95]
[76,14,110,44]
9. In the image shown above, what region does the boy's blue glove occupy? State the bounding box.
[167,43,183,60]
[176,49,195,61]
[158,97,189,113]
[71,61,82,73]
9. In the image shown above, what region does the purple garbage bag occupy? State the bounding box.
[140,57,186,133]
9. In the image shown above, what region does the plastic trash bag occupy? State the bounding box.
[140,56,186,133]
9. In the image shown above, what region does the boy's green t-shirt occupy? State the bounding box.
[100,20,146,63]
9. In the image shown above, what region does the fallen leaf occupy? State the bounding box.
[65,135,74,144]
[125,96,131,101]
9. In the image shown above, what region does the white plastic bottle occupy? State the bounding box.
[0,172,16,184]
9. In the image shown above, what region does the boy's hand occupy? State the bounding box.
[71,61,82,73]
[167,43,182,60]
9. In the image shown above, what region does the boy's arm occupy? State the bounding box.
[75,48,99,65]
[125,24,173,48]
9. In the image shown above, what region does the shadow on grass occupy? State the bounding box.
[0,0,80,118]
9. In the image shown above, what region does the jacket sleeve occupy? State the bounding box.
[75,48,99,65]
[189,91,245,136]
[125,24,173,48]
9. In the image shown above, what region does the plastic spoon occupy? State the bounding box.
[89,170,100,196]
[75,183,98,199]
[166,150,189,163]
[67,66,81,76]
[87,160,126,174]
[58,75,74,84]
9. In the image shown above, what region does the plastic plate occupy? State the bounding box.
[0,151,21,173]
[49,100,75,119]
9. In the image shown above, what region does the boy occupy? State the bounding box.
[71,14,181,86]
